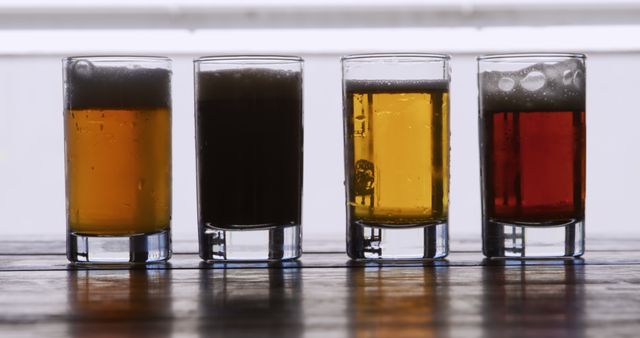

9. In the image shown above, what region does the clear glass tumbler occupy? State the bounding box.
[64,56,172,263]
[478,53,586,258]
[194,56,303,261]
[342,54,450,259]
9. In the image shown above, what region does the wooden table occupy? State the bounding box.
[0,239,638,338]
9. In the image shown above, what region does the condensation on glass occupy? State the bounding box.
[342,54,450,259]
[478,53,586,258]
[64,56,172,263]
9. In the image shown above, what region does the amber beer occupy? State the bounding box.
[478,54,586,258]
[64,57,172,263]
[343,53,450,260]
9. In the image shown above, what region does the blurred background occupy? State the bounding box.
[0,0,639,250]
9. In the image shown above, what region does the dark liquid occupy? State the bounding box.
[196,69,303,229]
[480,110,585,225]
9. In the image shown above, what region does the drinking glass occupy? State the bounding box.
[64,56,172,263]
[478,53,586,258]
[194,56,303,261]
[342,54,450,259]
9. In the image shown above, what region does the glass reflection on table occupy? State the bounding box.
[347,264,450,338]
[66,266,173,338]
[198,262,304,338]
[481,259,585,338]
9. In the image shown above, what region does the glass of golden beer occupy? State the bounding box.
[342,54,450,259]
[64,56,172,263]
[478,53,586,258]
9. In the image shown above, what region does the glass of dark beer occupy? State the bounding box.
[64,56,172,263]
[478,53,586,258]
[342,54,450,259]
[194,56,303,261]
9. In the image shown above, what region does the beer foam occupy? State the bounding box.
[345,79,449,94]
[480,59,585,112]
[197,68,302,102]
[65,60,171,109]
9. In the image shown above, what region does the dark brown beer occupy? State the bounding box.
[195,68,303,230]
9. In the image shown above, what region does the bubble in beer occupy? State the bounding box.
[562,70,573,86]
[573,70,584,89]
[73,60,94,78]
[520,71,546,91]
[498,77,515,91]
[480,58,585,112]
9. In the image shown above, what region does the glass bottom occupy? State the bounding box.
[483,219,584,258]
[199,224,301,262]
[347,221,448,260]
[67,230,171,264]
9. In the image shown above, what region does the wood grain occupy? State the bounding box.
[0,241,638,337]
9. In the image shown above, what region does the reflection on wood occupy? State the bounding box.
[481,260,585,338]
[198,263,304,338]
[67,269,173,338]
[0,242,638,337]
[349,267,448,338]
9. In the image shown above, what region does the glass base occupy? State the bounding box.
[483,219,584,258]
[67,230,171,264]
[199,224,301,261]
[347,221,448,260]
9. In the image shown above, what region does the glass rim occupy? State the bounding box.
[63,55,171,63]
[342,53,450,62]
[477,53,586,62]
[194,55,303,64]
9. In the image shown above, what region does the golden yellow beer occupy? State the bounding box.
[345,80,449,226]
[66,108,171,235]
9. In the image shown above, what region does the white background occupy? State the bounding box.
[0,1,638,251]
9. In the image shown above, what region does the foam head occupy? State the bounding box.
[65,59,171,110]
[345,79,449,94]
[480,58,585,112]
[197,68,302,102]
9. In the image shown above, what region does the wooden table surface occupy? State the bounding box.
[1,239,639,338]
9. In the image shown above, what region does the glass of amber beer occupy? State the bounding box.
[194,56,303,261]
[342,54,450,259]
[64,56,172,263]
[478,53,586,258]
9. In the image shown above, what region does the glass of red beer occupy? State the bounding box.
[478,53,586,258]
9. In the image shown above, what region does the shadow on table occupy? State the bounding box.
[66,264,173,338]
